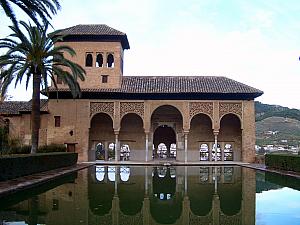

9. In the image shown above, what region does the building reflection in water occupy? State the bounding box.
[0,166,256,225]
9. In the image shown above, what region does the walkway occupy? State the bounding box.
[0,163,92,198]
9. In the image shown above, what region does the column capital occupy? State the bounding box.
[213,130,219,136]
[183,130,190,135]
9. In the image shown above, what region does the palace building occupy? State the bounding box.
[0,24,263,162]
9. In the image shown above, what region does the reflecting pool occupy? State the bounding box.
[0,166,300,225]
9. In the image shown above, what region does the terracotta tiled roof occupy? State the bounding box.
[54,24,130,49]
[49,76,263,95]
[0,100,48,115]
[55,24,126,36]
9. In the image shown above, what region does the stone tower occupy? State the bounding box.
[53,24,130,89]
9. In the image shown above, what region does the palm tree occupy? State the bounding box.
[0,21,86,153]
[0,0,60,27]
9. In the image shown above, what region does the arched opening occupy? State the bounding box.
[107,53,114,68]
[119,113,144,161]
[224,143,233,161]
[89,113,115,161]
[189,113,214,161]
[85,53,93,67]
[151,105,183,160]
[200,143,209,161]
[120,144,130,161]
[212,143,221,161]
[219,114,242,161]
[95,142,105,160]
[96,53,103,67]
[153,127,176,159]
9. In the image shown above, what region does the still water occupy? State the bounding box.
[0,166,300,225]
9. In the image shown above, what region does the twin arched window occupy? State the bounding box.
[85,53,114,68]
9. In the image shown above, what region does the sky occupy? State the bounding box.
[1,0,300,108]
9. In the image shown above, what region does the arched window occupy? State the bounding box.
[170,143,176,158]
[108,143,115,160]
[157,143,167,159]
[224,144,233,161]
[120,144,130,161]
[199,143,209,161]
[107,53,114,68]
[95,143,105,160]
[212,144,221,161]
[96,53,103,67]
[85,53,93,67]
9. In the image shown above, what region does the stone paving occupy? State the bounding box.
[0,163,93,198]
[242,163,300,179]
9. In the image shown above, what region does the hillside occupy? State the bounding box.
[255,102,300,122]
[255,102,300,146]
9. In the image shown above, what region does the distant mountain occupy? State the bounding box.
[255,102,300,122]
[255,102,300,146]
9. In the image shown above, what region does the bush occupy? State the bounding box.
[265,154,300,172]
[0,152,78,181]
[2,144,67,155]
[38,144,66,153]
[8,145,31,154]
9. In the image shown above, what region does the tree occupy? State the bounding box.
[0,21,86,153]
[0,0,60,27]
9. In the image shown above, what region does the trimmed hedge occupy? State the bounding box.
[0,152,77,181]
[2,144,67,155]
[265,154,300,172]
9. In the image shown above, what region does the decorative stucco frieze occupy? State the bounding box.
[120,102,144,119]
[189,102,213,119]
[219,102,242,118]
[90,102,114,118]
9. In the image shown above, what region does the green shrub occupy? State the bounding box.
[8,145,31,154]
[38,144,66,153]
[265,154,300,172]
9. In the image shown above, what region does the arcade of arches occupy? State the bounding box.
[88,100,255,162]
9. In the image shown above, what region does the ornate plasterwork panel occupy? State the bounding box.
[219,102,242,118]
[189,102,213,119]
[90,102,114,118]
[120,102,144,119]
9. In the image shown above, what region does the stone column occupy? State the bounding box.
[184,131,189,163]
[145,132,149,162]
[114,131,119,161]
[209,142,213,161]
[213,131,219,162]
